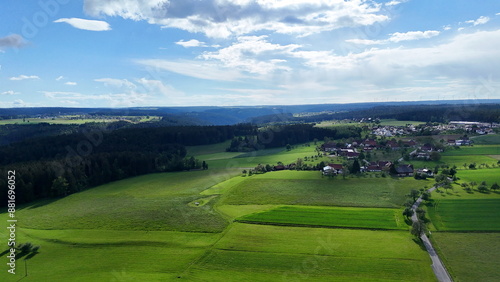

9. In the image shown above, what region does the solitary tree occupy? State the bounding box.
[350,159,361,174]
[408,189,420,202]
[402,207,414,218]
[491,182,500,191]
[411,220,427,238]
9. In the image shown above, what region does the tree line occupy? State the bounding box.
[0,124,255,206]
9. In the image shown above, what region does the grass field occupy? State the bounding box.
[457,167,500,184]
[0,228,220,281]
[221,171,428,208]
[408,155,499,170]
[432,233,500,282]
[379,119,425,126]
[442,145,500,156]
[182,223,436,281]
[13,169,238,232]
[237,205,406,230]
[427,199,500,231]
[471,134,500,145]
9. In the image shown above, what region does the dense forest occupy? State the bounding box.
[0,124,255,206]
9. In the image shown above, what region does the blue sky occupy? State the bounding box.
[0,0,499,107]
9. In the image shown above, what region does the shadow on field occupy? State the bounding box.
[24,198,61,210]
[412,238,427,252]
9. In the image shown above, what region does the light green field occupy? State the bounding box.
[408,155,499,170]
[379,119,425,126]
[442,145,500,156]
[221,171,428,208]
[428,199,500,231]
[13,169,238,232]
[457,167,500,184]
[204,144,330,169]
[0,228,220,281]
[471,134,500,145]
[237,205,406,230]
[182,223,436,281]
[432,233,500,282]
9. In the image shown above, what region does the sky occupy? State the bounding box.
[0,0,499,108]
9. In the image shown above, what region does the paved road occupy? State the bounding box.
[411,187,453,282]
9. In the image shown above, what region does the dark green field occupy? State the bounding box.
[237,206,406,230]
[428,199,500,231]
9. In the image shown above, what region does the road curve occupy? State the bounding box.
[411,187,453,282]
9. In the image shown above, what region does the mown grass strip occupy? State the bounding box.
[236,206,405,230]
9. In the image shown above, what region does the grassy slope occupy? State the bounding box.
[220,171,427,208]
[14,169,238,232]
[0,228,219,281]
[183,223,436,282]
[237,205,406,230]
[470,134,500,145]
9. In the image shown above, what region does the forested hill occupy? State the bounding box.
[0,124,255,206]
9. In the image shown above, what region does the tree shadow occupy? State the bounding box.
[0,249,11,257]
[412,238,427,252]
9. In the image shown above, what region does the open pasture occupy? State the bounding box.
[432,232,500,282]
[221,172,426,208]
[428,199,500,231]
[237,205,406,230]
[13,169,239,232]
[471,134,500,145]
[183,223,436,281]
[442,145,500,156]
[0,228,219,282]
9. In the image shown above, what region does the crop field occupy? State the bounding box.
[221,171,427,208]
[237,206,406,230]
[432,233,500,282]
[428,199,500,231]
[182,223,435,281]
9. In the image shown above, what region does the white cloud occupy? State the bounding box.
[465,16,490,26]
[496,13,500,16]
[56,76,65,81]
[0,90,19,95]
[346,30,440,45]
[136,59,245,81]
[84,0,389,38]
[54,18,111,31]
[95,78,137,89]
[385,0,406,7]
[65,81,77,86]
[42,91,149,107]
[345,39,385,45]
[13,99,26,107]
[0,34,27,51]
[10,75,40,81]
[136,78,184,97]
[388,30,440,42]
[175,39,207,48]
[201,35,300,74]
[443,25,451,31]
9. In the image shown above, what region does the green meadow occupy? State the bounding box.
[237,205,406,230]
[432,233,500,282]
[471,134,500,145]
[5,138,499,281]
[379,119,426,126]
[428,199,500,231]
[182,223,435,282]
[441,145,500,156]
[221,171,426,208]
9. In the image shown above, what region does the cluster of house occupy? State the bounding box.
[322,162,421,177]
[321,139,417,155]
[372,125,417,137]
